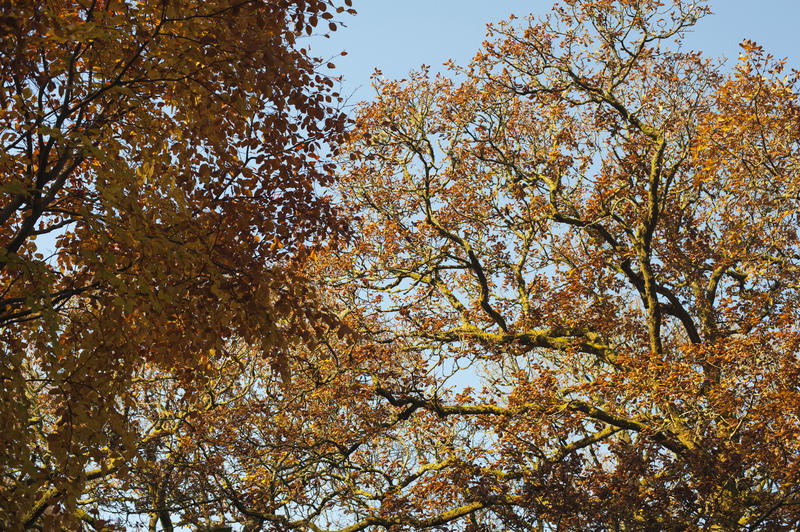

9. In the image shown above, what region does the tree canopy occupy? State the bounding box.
[5,0,800,530]
[0,0,351,528]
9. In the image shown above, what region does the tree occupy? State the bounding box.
[19,0,800,530]
[89,1,800,529]
[0,0,353,528]
[307,0,799,528]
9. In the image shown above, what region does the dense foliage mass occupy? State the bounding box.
[0,0,351,528]
[4,0,800,530]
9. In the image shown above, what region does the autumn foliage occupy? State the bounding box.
[325,0,800,527]
[5,0,800,530]
[0,0,351,528]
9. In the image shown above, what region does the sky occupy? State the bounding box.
[310,0,800,104]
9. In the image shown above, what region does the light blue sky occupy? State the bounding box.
[312,1,800,102]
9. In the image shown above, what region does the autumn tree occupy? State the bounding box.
[287,0,799,528]
[21,0,800,530]
[0,0,354,528]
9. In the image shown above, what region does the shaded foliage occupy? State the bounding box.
[0,0,351,528]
